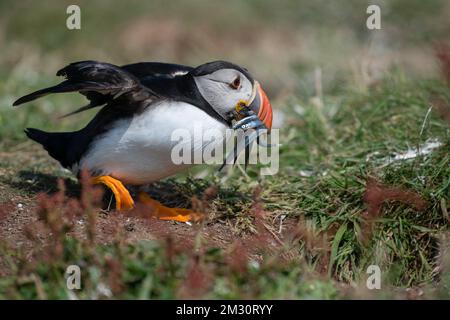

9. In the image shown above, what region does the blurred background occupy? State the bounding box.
[0,0,449,145]
[1,1,450,299]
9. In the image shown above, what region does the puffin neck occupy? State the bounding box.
[139,73,232,127]
[174,74,232,127]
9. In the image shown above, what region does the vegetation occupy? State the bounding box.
[0,0,449,299]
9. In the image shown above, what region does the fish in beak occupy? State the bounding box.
[221,81,274,170]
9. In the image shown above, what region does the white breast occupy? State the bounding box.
[79,101,227,184]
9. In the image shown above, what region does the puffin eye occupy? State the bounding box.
[229,76,241,90]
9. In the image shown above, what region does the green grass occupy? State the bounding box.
[1,73,449,299]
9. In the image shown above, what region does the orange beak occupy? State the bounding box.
[248,82,273,131]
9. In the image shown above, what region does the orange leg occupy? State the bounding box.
[91,176,201,222]
[91,176,134,211]
[138,192,202,223]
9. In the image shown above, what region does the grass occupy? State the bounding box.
[1,73,449,299]
[0,0,449,300]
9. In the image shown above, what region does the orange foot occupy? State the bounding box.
[138,192,202,223]
[91,175,134,211]
[91,176,201,222]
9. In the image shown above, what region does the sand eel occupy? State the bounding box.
[13,60,273,222]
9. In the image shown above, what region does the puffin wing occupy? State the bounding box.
[121,62,193,79]
[13,61,158,116]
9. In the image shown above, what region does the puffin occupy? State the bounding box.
[13,60,273,222]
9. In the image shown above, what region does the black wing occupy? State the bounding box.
[121,62,193,79]
[13,61,158,116]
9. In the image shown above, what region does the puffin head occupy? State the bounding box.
[191,61,272,130]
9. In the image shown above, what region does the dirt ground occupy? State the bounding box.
[0,200,238,250]
[0,144,288,263]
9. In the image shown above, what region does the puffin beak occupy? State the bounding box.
[248,81,273,130]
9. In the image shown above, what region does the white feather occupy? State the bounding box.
[171,71,189,77]
[79,101,227,184]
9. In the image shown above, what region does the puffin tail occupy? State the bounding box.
[25,128,74,168]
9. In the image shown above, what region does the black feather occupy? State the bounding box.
[13,61,153,113]
[24,128,74,168]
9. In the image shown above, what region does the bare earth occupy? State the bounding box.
[0,143,286,266]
